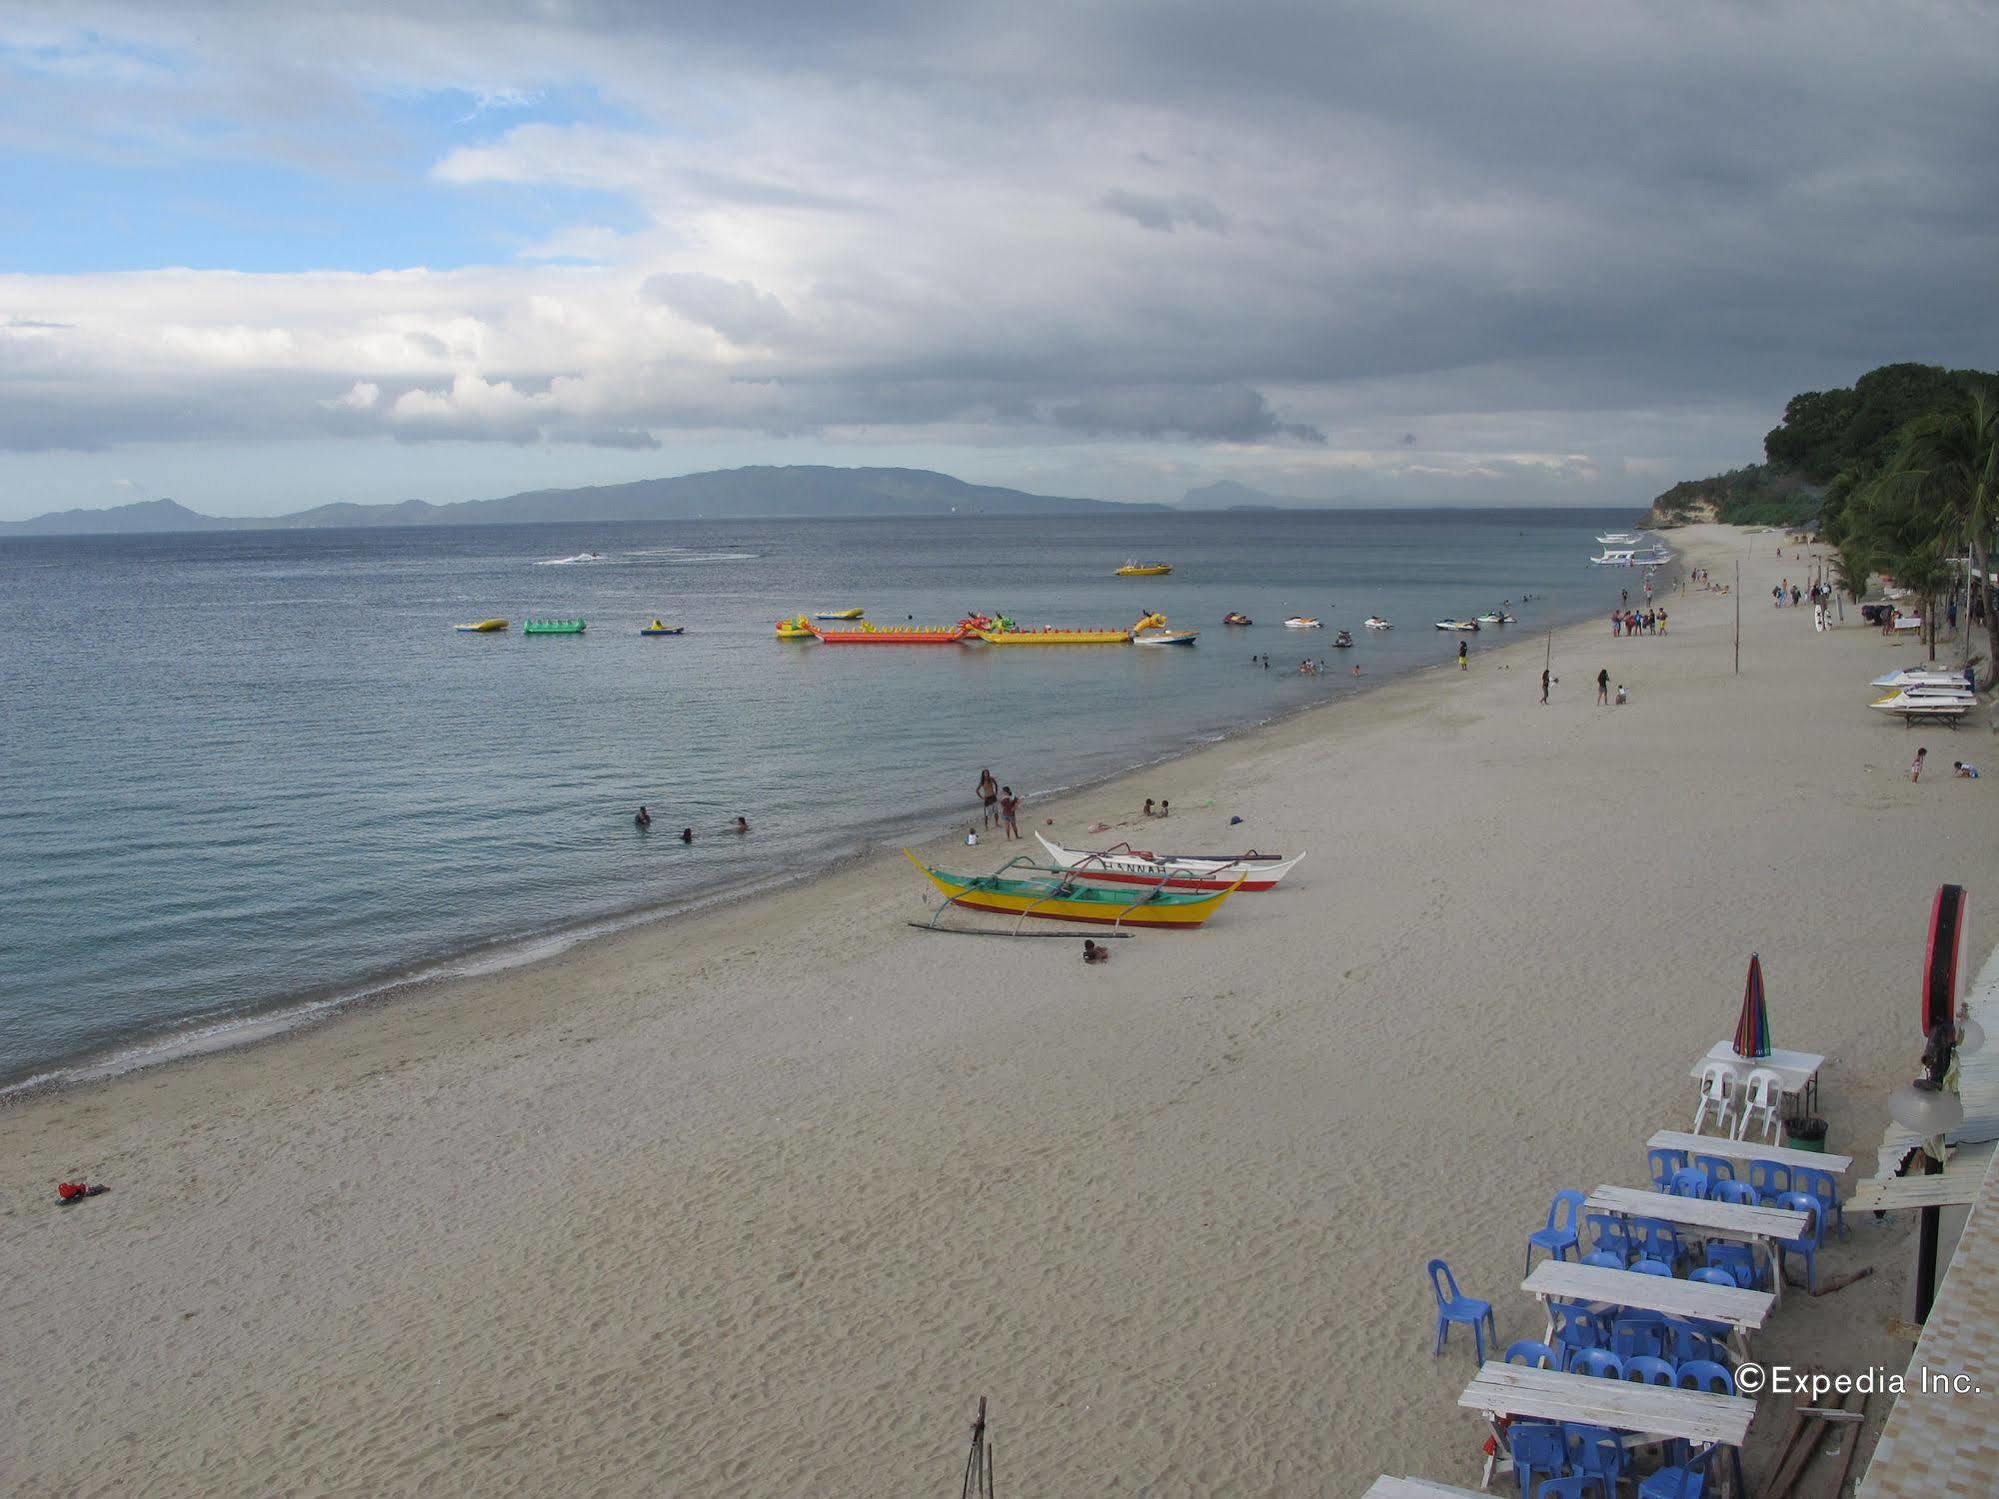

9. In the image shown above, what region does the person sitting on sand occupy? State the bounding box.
[1614,684,1627,705]
[965,826,979,845]
[680,826,694,843]
[1143,798,1155,817]
[1083,939,1110,964]
[1158,799,1169,817]
[733,815,750,833]
[634,805,651,828]
[1953,761,1979,778]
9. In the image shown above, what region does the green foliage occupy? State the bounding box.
[1831,539,1873,603]
[1650,464,1819,528]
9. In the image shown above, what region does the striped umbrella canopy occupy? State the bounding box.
[1733,952,1773,1058]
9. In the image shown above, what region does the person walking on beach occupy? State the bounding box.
[1612,609,1622,637]
[1911,747,1928,782]
[1458,640,1468,670]
[999,787,1020,839]
[1596,667,1609,705]
[976,768,999,828]
[1540,667,1550,704]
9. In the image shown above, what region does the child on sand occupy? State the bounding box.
[1000,787,1020,839]
[1083,939,1110,964]
[1911,747,1928,782]
[1954,761,1979,778]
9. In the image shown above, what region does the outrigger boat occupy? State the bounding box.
[454,618,508,633]
[1036,833,1304,891]
[1115,561,1173,576]
[907,850,1243,929]
[640,619,684,636]
[814,608,865,620]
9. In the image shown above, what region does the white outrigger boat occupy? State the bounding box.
[1871,690,1972,725]
[1590,546,1673,567]
[1035,833,1305,892]
[1596,531,1644,546]
[1364,616,1393,630]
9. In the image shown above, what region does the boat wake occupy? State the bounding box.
[535,552,607,566]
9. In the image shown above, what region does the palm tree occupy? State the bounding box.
[1878,385,1999,684]
[1832,539,1873,605]
[1893,545,1955,662]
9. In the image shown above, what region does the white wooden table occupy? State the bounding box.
[1523,1259,1774,1360]
[1690,1043,1825,1120]
[1648,1128,1853,1177]
[1362,1478,1484,1497]
[1584,1185,1810,1304]
[1458,1362,1755,1490]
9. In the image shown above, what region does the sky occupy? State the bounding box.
[3,2,1997,520]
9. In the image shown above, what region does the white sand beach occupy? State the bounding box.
[4,524,1992,1495]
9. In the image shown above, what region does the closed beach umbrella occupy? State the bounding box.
[1733,952,1772,1059]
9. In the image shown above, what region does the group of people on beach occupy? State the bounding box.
[632,806,749,842]
[973,768,1022,842]
[1611,607,1666,636]
[1909,749,1981,783]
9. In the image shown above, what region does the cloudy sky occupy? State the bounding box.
[3,1,1996,519]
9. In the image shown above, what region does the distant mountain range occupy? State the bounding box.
[0,466,1168,536]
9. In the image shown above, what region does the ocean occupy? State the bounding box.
[0,506,1641,1091]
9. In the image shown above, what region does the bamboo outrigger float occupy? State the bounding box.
[905,849,1244,932]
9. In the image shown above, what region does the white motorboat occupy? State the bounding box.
[1364,616,1393,630]
[1035,832,1305,891]
[1435,618,1481,632]
[1133,626,1198,646]
[1871,690,1971,722]
[1284,616,1323,629]
[1474,611,1517,625]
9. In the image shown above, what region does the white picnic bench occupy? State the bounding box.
[1523,1259,1774,1361]
[1583,1185,1811,1304]
[1689,1043,1826,1122]
[1458,1362,1755,1490]
[1362,1478,1484,1497]
[1647,1128,1853,1176]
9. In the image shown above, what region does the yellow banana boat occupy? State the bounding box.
[977,625,1132,645]
[775,614,815,639]
[454,618,509,632]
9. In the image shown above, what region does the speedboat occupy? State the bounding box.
[1222,612,1253,626]
[640,619,684,636]
[454,618,508,633]
[814,608,865,620]
[1284,616,1322,629]
[1364,616,1392,630]
[1115,561,1173,576]
[1435,619,1481,632]
[1133,618,1198,646]
[1474,611,1517,625]
[1332,629,1354,648]
[1871,690,1971,723]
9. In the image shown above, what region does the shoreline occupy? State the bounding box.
[2,587,1609,1104]
[10,521,1988,1494]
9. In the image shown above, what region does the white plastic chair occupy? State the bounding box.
[1736,1067,1784,1143]
[1692,1061,1738,1136]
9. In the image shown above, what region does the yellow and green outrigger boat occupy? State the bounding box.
[905,850,1243,930]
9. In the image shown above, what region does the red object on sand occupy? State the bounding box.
[57,1182,87,1200]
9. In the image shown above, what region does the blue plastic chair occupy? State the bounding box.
[1631,1218,1682,1270]
[1505,1338,1560,1369]
[1568,1347,1625,1379]
[1630,1257,1674,1277]
[1792,1165,1847,1239]
[1668,1166,1712,1199]
[1537,1479,1608,1499]
[1772,1190,1824,1292]
[1678,1359,1735,1394]
[1639,1444,1716,1498]
[1649,1146,1687,1190]
[1711,1179,1760,1206]
[1704,1241,1762,1290]
[1662,1317,1727,1367]
[1624,1354,1677,1386]
[1548,1301,1608,1365]
[1692,1154,1737,1184]
[1582,1250,1625,1270]
[1746,1159,1791,1199]
[1610,1312,1668,1361]
[1527,1189,1588,1274]
[1686,1267,1738,1288]
[1562,1423,1627,1485]
[1586,1212,1632,1263]
[1507,1422,1566,1498]
[1428,1258,1496,1362]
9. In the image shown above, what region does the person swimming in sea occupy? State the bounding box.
[634,805,652,828]
[733,815,750,833]
[680,826,694,843]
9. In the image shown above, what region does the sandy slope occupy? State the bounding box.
[3,524,1990,1496]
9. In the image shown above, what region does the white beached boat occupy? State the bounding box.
[1035,832,1305,891]
[1871,690,1971,723]
[1872,668,1977,692]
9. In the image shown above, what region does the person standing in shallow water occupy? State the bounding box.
[1458,640,1468,670]
[976,768,999,828]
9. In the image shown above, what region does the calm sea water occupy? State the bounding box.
[0,507,1639,1090]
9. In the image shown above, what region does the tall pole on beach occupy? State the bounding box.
[1734,560,1741,675]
